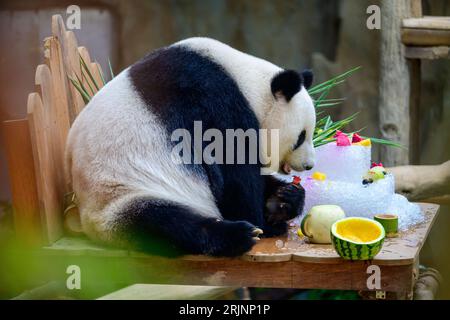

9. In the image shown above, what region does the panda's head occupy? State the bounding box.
[264,69,316,173]
[172,37,316,173]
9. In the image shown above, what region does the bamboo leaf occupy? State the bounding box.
[362,136,406,149]
[308,66,361,95]
[76,70,95,97]
[68,76,91,103]
[310,80,346,96]
[108,58,115,79]
[324,116,332,130]
[96,61,106,86]
[79,55,100,91]
[316,101,344,108]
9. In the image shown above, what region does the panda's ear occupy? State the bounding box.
[301,69,314,90]
[271,70,302,102]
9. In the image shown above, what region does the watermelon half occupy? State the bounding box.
[331,217,385,260]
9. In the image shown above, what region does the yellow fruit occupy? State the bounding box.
[312,171,327,181]
[368,166,386,181]
[353,139,371,147]
[331,217,385,260]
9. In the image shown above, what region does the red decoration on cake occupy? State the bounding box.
[352,133,364,143]
[371,162,383,168]
[292,175,301,185]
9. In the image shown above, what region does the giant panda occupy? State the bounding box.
[65,37,316,257]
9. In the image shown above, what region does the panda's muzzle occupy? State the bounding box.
[281,161,313,174]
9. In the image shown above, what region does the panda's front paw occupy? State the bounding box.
[265,183,305,225]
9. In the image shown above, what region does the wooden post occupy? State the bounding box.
[409,59,421,164]
[379,0,412,166]
[407,0,422,164]
[2,119,42,246]
[410,0,422,18]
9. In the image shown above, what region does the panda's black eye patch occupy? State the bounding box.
[293,130,306,150]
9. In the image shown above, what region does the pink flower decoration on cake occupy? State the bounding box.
[334,130,351,146]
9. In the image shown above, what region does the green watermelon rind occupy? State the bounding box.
[330,217,385,261]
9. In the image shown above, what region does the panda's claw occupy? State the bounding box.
[252,237,261,241]
[252,228,264,236]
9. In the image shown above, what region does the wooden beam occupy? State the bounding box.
[405,46,450,59]
[387,161,450,202]
[403,17,450,30]
[422,195,450,205]
[379,0,412,166]
[40,253,416,293]
[402,28,450,46]
[410,0,422,18]
[1,119,42,246]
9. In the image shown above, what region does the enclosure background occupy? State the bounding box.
[0,0,449,298]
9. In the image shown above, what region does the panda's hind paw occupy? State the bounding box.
[204,220,259,257]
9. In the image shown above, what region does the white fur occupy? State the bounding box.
[177,37,316,171]
[66,37,316,244]
[66,70,221,244]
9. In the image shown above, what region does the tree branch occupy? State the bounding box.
[387,161,450,202]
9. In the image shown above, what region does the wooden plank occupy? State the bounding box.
[423,16,450,20]
[27,91,63,243]
[50,14,106,121]
[291,261,413,292]
[44,36,72,194]
[64,30,85,120]
[1,119,42,245]
[97,284,236,300]
[401,28,450,46]
[244,237,292,262]
[40,253,414,292]
[40,203,438,291]
[405,46,450,59]
[112,256,294,288]
[51,15,80,124]
[403,17,450,30]
[43,203,439,267]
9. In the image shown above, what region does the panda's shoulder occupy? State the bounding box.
[127,40,245,109]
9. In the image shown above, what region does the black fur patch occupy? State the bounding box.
[114,198,259,257]
[293,130,306,150]
[301,69,314,90]
[270,70,302,102]
[123,45,307,252]
[263,175,304,237]
[128,45,265,228]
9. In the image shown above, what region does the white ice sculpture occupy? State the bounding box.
[279,143,423,230]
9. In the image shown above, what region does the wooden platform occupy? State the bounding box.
[40,203,439,296]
